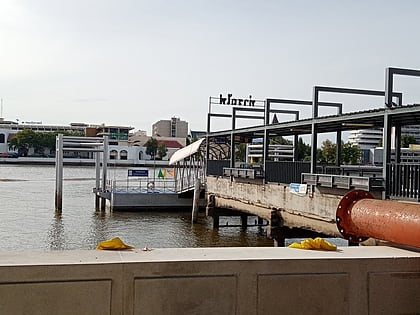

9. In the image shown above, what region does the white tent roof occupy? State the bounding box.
[169,138,205,165]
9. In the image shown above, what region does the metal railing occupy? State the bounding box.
[107,178,177,193]
[387,163,420,200]
[302,173,384,191]
[265,161,310,184]
[223,167,264,179]
[207,160,230,176]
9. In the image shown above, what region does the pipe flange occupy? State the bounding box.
[336,189,374,243]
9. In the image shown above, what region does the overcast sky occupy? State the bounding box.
[1,0,420,134]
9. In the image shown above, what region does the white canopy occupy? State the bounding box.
[169,138,205,165]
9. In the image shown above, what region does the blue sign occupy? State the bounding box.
[214,137,228,144]
[128,169,149,177]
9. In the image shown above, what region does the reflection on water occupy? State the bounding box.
[0,164,346,251]
[0,165,275,250]
[48,213,66,250]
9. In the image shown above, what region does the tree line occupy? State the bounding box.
[8,129,417,162]
[237,134,417,165]
[8,129,170,160]
[8,129,84,157]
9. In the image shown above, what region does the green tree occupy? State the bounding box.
[186,135,198,146]
[145,137,158,159]
[320,139,336,163]
[341,141,361,164]
[270,136,291,145]
[401,134,417,148]
[378,134,417,148]
[296,138,311,161]
[157,142,168,160]
[32,132,45,155]
[8,129,37,156]
[317,148,326,163]
[236,143,247,162]
[42,132,58,154]
[9,130,85,157]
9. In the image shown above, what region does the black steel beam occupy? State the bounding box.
[385,67,420,107]
[265,98,343,125]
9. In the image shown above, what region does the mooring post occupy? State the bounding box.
[94,149,101,211]
[55,134,63,213]
[100,136,109,211]
[191,177,201,223]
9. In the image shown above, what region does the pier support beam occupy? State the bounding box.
[100,197,106,211]
[206,194,219,228]
[213,215,220,228]
[55,134,64,213]
[95,195,100,211]
[267,226,285,247]
[267,211,285,247]
[95,150,101,211]
[191,178,201,223]
[240,214,248,230]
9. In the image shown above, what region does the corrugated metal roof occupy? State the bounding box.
[206,104,420,138]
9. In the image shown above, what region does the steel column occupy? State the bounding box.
[382,112,392,199]
[310,123,317,174]
[395,124,401,164]
[263,128,269,182]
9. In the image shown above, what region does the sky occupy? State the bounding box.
[1,0,420,135]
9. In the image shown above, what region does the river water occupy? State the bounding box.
[0,164,277,251]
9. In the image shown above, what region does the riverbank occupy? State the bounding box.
[0,157,171,167]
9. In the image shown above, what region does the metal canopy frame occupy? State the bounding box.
[206,104,420,139]
[310,86,403,174]
[205,67,420,199]
[382,67,420,198]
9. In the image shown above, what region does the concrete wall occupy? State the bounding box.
[0,247,419,315]
[206,177,354,235]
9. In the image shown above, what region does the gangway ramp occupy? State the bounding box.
[169,138,206,194]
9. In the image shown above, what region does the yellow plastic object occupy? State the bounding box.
[288,237,337,251]
[96,237,135,250]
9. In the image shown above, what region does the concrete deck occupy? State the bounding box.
[0,246,419,314]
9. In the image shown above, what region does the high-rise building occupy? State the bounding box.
[348,128,383,150]
[152,117,188,138]
[348,125,420,150]
[348,125,420,163]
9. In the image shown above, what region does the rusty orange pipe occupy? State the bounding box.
[336,190,420,248]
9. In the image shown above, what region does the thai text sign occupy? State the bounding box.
[128,169,149,177]
[218,93,256,106]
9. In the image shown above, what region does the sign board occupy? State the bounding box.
[289,183,307,195]
[214,137,228,144]
[209,94,265,107]
[128,169,149,177]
